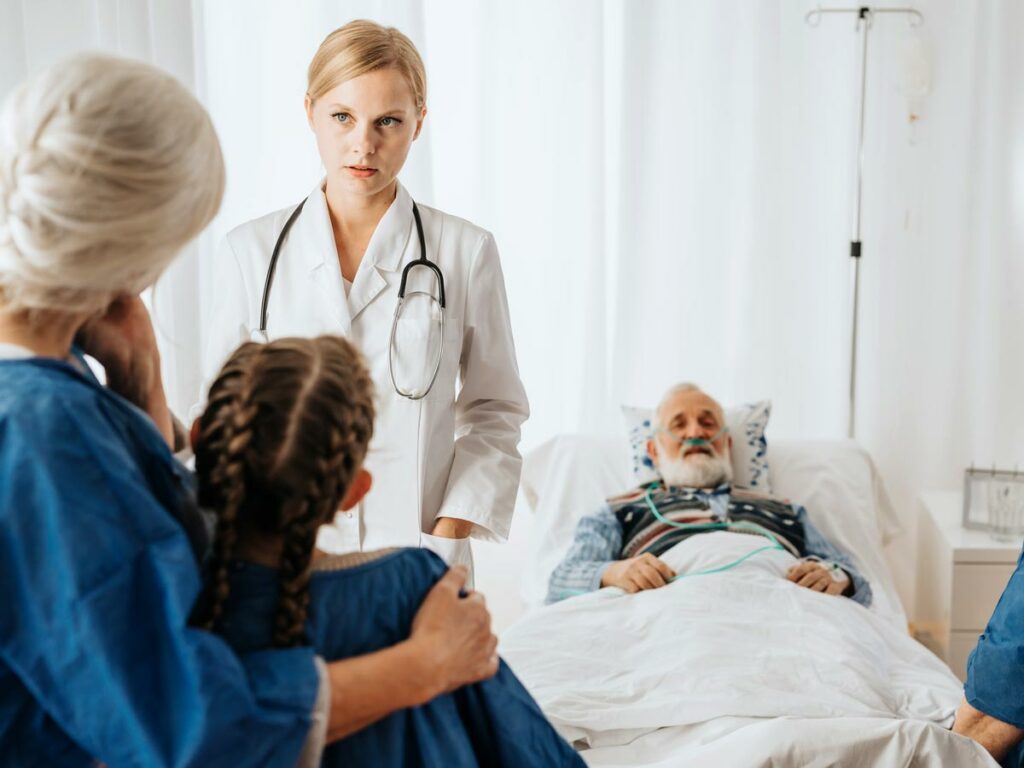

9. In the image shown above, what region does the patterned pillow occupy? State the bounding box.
[622,401,772,493]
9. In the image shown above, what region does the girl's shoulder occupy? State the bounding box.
[305,547,448,657]
[311,546,446,582]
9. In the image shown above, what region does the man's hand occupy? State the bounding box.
[786,561,850,596]
[601,553,676,593]
[76,295,173,447]
[409,565,498,695]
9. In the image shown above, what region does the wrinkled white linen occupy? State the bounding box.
[501,532,993,766]
[580,716,997,768]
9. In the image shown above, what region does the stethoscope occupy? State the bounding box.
[255,196,446,400]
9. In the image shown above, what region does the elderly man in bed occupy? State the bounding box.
[546,384,872,606]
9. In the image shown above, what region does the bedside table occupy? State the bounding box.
[914,491,1024,681]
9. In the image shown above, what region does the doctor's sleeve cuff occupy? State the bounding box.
[432,505,511,543]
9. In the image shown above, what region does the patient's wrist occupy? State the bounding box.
[598,561,618,588]
[840,570,855,596]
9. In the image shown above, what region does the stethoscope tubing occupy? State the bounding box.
[257,195,446,399]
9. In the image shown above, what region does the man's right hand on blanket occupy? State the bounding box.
[601,553,676,593]
[411,565,499,696]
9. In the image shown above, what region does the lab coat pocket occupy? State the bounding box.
[420,531,474,589]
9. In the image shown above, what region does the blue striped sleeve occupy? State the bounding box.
[546,506,622,603]
[797,506,873,607]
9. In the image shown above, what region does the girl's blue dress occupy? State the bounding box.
[219,548,584,767]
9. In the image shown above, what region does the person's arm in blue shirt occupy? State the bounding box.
[795,506,873,607]
[546,506,623,603]
[956,550,1024,763]
[0,410,319,766]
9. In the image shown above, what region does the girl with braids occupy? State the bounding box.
[194,336,583,767]
[0,54,498,767]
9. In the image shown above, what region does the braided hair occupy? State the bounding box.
[192,335,375,647]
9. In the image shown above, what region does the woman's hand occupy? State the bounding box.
[76,295,174,447]
[409,565,498,695]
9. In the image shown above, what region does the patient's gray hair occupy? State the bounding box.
[655,382,724,427]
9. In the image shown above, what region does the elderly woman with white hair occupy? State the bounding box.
[0,54,498,766]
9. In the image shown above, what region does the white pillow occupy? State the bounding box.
[622,401,773,493]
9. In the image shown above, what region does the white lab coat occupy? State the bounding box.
[196,181,529,570]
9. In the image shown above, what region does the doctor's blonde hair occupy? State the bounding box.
[307,19,427,108]
[193,335,375,647]
[0,53,223,314]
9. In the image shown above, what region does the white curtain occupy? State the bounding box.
[3,0,1022,609]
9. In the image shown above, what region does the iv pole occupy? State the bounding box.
[805,6,923,438]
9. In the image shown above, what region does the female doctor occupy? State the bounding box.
[200,20,528,577]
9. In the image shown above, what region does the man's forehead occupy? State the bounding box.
[659,391,724,422]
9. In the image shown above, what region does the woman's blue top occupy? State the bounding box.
[0,357,317,767]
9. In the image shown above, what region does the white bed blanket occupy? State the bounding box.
[500,532,996,766]
[579,715,996,767]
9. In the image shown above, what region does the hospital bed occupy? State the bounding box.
[499,435,998,767]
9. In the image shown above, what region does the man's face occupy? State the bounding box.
[647,389,733,488]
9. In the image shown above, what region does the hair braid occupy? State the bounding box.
[270,361,372,647]
[192,353,260,631]
[194,336,376,647]
[271,496,321,647]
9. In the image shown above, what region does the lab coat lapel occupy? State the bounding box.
[347,182,415,323]
[294,185,352,335]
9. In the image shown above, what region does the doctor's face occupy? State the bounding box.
[306,68,425,200]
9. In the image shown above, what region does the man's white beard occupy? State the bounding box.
[658,446,734,489]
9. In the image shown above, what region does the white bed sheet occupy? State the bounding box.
[501,533,995,766]
[579,716,996,767]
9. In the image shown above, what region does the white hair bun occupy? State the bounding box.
[0,53,224,313]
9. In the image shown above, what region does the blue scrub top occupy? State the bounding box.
[0,357,318,766]
[965,546,1024,767]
